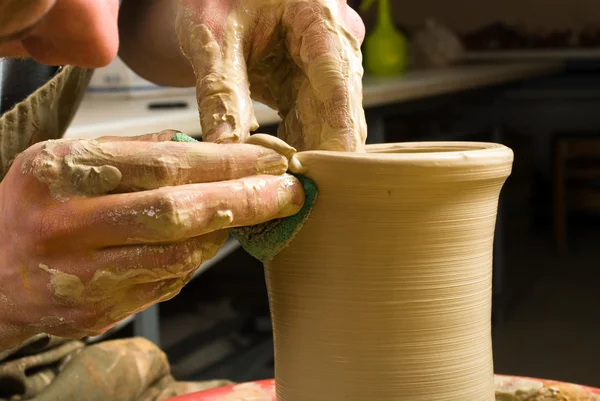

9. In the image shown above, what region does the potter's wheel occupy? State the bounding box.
[166,376,600,401]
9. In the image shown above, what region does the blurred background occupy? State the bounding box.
[2,0,600,389]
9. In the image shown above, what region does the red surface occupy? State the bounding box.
[169,380,275,401]
[166,377,600,401]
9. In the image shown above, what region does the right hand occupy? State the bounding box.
[175,0,367,152]
[0,131,304,347]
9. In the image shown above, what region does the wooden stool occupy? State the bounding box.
[553,135,600,254]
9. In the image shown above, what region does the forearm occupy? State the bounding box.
[118,0,196,87]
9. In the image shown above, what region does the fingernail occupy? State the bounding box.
[277,175,305,215]
[256,153,288,175]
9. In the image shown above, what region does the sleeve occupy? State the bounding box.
[0,66,94,180]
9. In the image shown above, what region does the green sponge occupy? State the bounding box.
[171,132,201,142]
[171,133,317,262]
[230,174,317,262]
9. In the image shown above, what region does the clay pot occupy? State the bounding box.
[265,142,513,401]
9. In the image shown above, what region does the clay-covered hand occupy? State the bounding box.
[175,0,367,152]
[0,131,304,348]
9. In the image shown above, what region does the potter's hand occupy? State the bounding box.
[175,0,367,151]
[0,131,303,348]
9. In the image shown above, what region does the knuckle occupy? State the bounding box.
[154,190,177,214]
[157,235,225,275]
[284,1,320,28]
[16,139,84,194]
[163,242,195,267]
[153,192,192,239]
[240,181,263,218]
[165,241,206,273]
[202,238,224,261]
[16,142,51,176]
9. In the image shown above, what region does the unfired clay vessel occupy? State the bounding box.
[265,142,514,401]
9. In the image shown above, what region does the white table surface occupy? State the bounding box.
[65,61,563,140]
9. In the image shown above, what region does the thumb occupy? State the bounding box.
[175,4,256,143]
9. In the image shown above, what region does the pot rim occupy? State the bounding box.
[296,141,513,167]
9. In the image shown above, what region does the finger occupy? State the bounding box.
[246,10,288,111]
[277,71,321,151]
[59,277,191,337]
[106,276,190,324]
[60,139,289,193]
[282,1,366,152]
[175,4,256,143]
[42,233,226,336]
[92,231,227,283]
[95,130,181,143]
[71,174,304,246]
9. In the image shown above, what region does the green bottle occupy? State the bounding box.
[360,0,407,76]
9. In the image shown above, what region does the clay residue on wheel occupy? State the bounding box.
[495,375,600,401]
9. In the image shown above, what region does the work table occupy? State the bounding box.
[65,61,563,140]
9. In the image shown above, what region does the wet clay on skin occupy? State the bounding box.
[176,0,367,151]
[14,135,301,336]
[265,142,513,401]
[244,134,306,173]
[36,234,223,330]
[20,137,290,200]
[21,139,122,200]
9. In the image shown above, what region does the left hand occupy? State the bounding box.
[175,0,367,152]
[0,131,303,346]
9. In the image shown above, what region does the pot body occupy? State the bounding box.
[265,142,514,401]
